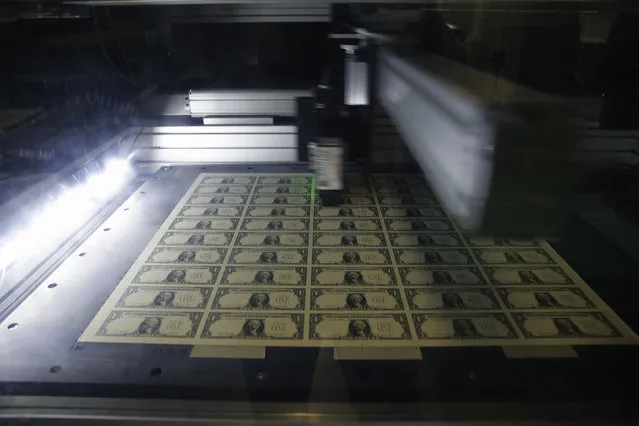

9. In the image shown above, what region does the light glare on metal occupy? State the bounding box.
[0,158,133,269]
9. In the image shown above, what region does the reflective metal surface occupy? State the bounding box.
[345,61,369,106]
[203,117,275,125]
[1,396,636,425]
[131,126,298,164]
[188,90,312,118]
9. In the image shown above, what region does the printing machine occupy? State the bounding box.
[1,0,639,424]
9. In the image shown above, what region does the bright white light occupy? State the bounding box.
[0,158,134,269]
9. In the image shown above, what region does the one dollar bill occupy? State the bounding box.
[255,186,310,194]
[473,249,553,265]
[394,249,473,265]
[159,232,232,246]
[497,288,595,309]
[412,313,518,340]
[465,236,539,248]
[246,206,309,217]
[318,195,374,205]
[405,289,499,310]
[511,312,622,339]
[399,268,486,286]
[311,288,403,310]
[313,249,390,265]
[95,311,202,338]
[311,267,397,286]
[168,218,239,231]
[390,233,462,247]
[251,195,310,205]
[313,233,385,247]
[314,219,381,231]
[484,267,574,285]
[195,185,251,195]
[229,249,307,264]
[221,267,306,286]
[132,266,219,285]
[381,207,445,218]
[146,248,226,264]
[241,219,308,231]
[212,288,305,310]
[116,287,212,309]
[315,207,377,217]
[201,176,255,185]
[201,312,303,340]
[235,232,308,247]
[258,176,311,185]
[188,195,248,205]
[385,219,452,232]
[178,206,243,217]
[309,314,411,341]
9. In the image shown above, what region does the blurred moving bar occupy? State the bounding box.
[378,47,576,237]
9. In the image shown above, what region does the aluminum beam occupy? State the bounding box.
[188,90,311,118]
[203,117,274,125]
[139,125,295,134]
[131,125,298,164]
[134,134,296,149]
[188,90,311,101]
[189,100,296,117]
[133,148,297,163]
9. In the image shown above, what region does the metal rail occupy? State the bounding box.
[131,125,299,163]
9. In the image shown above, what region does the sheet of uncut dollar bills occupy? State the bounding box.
[79,173,638,347]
